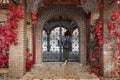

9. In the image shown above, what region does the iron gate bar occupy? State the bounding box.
[59,16,62,61]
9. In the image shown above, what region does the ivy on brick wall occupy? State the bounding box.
[26,47,34,71]
[88,19,103,77]
[107,4,120,78]
[88,0,120,78]
[0,0,34,71]
[0,4,23,68]
[31,12,37,24]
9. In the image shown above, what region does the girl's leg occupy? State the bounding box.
[63,49,70,63]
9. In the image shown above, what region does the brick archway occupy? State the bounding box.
[35,5,87,65]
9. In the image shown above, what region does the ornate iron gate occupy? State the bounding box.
[42,28,79,62]
[42,16,79,62]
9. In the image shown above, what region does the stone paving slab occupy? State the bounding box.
[1,63,119,80]
[21,62,99,80]
[0,78,119,80]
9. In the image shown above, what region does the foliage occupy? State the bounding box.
[0,5,23,68]
[107,4,120,78]
[26,47,34,71]
[31,12,37,24]
[88,20,103,77]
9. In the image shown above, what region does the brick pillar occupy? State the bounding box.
[27,25,33,54]
[26,14,33,54]
[79,22,86,65]
[86,12,91,64]
[79,18,87,65]
[9,4,26,77]
[36,26,42,65]
[103,0,117,77]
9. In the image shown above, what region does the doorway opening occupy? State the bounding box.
[42,16,79,62]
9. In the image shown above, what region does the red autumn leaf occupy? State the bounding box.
[4,21,11,28]
[27,53,32,58]
[19,0,23,3]
[32,19,37,24]
[118,41,120,49]
[107,23,115,33]
[98,40,103,45]
[15,6,24,18]
[7,13,14,20]
[11,19,19,29]
[98,3,104,9]
[8,6,15,12]
[111,71,116,76]
[95,46,99,50]
[0,40,2,45]
[117,19,120,25]
[95,62,101,68]
[26,47,29,52]
[26,60,32,71]
[89,67,95,74]
[32,15,37,20]
[96,53,101,58]
[113,32,119,37]
[111,11,120,21]
[32,12,37,15]
[4,29,13,36]
[66,0,72,3]
[14,42,18,46]
[95,23,102,29]
[74,0,80,7]
[98,20,103,24]
[109,0,117,5]
[83,0,87,5]
[32,11,37,24]
[97,35,102,39]
[0,26,4,34]
[90,53,96,62]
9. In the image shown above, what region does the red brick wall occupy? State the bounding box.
[103,0,118,77]
[9,4,27,77]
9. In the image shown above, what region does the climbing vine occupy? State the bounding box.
[26,47,34,71]
[0,0,35,71]
[88,20,103,77]
[88,0,120,78]
[31,12,37,24]
[0,5,23,68]
[107,4,120,77]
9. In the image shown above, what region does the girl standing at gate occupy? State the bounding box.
[62,30,72,64]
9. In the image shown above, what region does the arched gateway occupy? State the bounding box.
[42,16,79,62]
[35,5,87,65]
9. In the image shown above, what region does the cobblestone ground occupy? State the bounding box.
[0,62,119,80]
